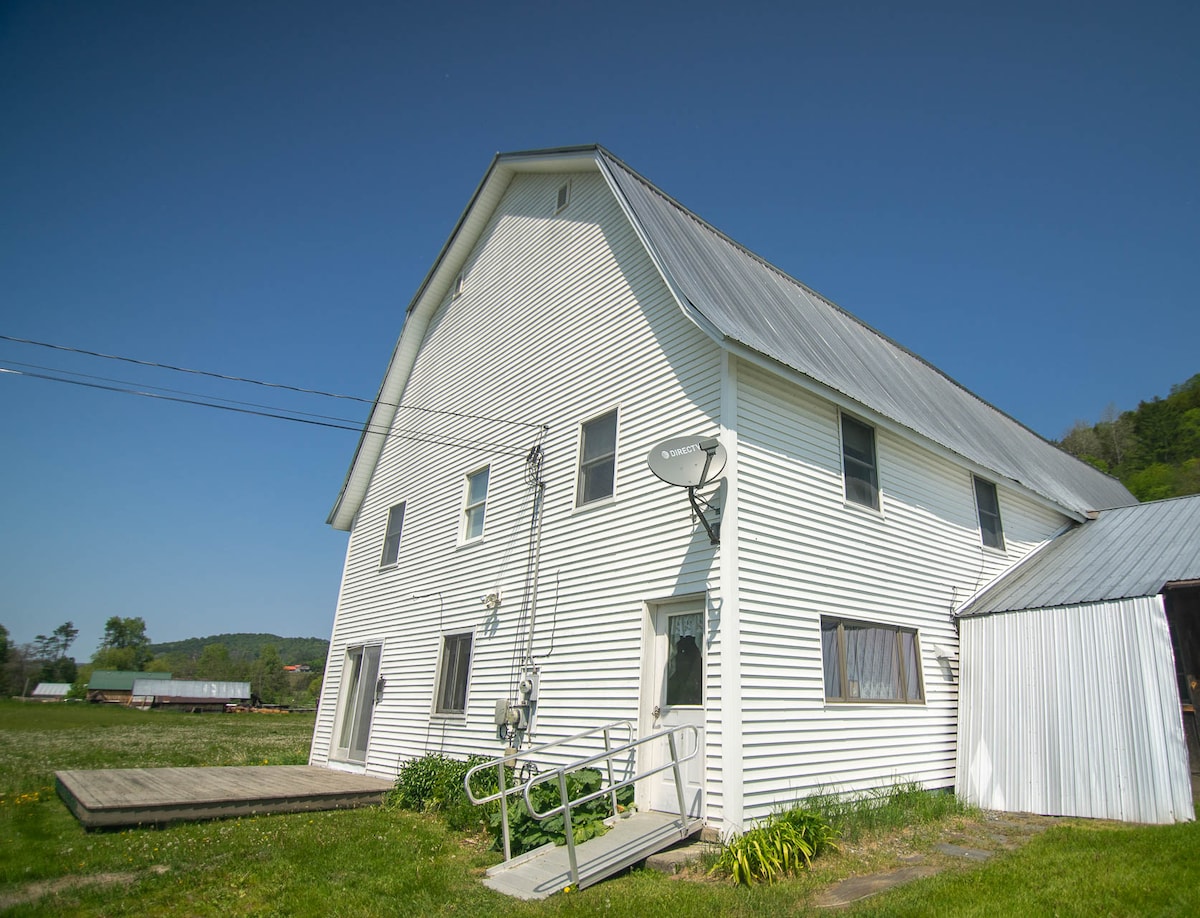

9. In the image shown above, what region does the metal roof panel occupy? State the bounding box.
[957,494,1200,616]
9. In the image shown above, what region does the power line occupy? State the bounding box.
[0,333,547,431]
[3,358,370,426]
[0,366,531,457]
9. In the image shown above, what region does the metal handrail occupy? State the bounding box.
[463,720,635,861]
[521,724,699,890]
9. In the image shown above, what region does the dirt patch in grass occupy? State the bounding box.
[0,864,170,910]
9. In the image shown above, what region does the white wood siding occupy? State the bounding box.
[733,361,1070,821]
[311,172,726,814]
[957,596,1193,824]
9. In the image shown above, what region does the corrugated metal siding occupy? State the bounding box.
[311,172,727,819]
[958,495,1200,616]
[133,679,251,699]
[733,361,1071,820]
[598,150,1135,519]
[957,596,1193,824]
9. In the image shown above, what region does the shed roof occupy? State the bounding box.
[328,145,1135,528]
[132,679,252,700]
[89,670,172,691]
[32,683,71,697]
[956,494,1200,617]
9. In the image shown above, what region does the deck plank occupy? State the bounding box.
[56,766,393,829]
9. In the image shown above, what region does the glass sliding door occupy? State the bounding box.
[334,644,382,764]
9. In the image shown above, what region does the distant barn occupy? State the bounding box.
[131,679,252,712]
[30,683,71,701]
[87,670,171,704]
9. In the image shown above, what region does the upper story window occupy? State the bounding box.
[973,476,1005,550]
[556,181,571,212]
[380,502,406,567]
[452,271,465,298]
[576,409,618,505]
[821,616,924,703]
[462,467,489,541]
[841,414,879,509]
[434,631,473,715]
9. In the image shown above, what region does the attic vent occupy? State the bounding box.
[452,271,465,299]
[555,181,570,213]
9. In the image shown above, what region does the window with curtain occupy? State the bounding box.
[821,617,923,703]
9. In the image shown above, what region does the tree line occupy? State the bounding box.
[1057,373,1200,501]
[1,616,325,706]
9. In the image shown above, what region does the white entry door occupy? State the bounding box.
[646,599,705,816]
[333,644,382,764]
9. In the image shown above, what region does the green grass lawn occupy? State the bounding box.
[2,698,1198,916]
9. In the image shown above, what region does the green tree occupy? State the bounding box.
[33,621,79,683]
[196,643,243,682]
[94,616,152,671]
[252,644,287,704]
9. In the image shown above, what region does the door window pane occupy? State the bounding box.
[665,612,703,706]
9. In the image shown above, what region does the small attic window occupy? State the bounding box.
[452,272,465,299]
[555,181,570,213]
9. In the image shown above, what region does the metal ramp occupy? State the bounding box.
[465,721,701,899]
[483,811,701,899]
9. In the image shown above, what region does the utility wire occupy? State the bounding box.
[1,366,531,457]
[0,333,546,431]
[3,358,373,426]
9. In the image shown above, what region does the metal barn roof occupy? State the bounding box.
[956,494,1200,617]
[32,683,71,697]
[329,145,1136,529]
[132,679,252,700]
[596,149,1136,518]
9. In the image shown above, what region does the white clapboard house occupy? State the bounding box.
[310,145,1196,832]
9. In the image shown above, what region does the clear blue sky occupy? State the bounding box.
[2,1,1196,660]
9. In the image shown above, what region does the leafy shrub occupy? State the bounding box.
[711,807,837,886]
[386,753,501,831]
[495,767,635,856]
[387,755,634,856]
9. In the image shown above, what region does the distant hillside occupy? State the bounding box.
[149,633,329,666]
[1058,373,1200,500]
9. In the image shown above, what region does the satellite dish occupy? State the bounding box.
[647,435,727,487]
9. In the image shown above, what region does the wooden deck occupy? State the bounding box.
[55,765,393,829]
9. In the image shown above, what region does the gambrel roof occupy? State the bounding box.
[956,494,1200,617]
[329,145,1135,530]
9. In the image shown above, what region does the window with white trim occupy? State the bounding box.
[576,409,617,505]
[380,502,405,567]
[841,414,879,509]
[462,467,489,541]
[973,476,1005,550]
[434,631,472,715]
[821,617,924,703]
